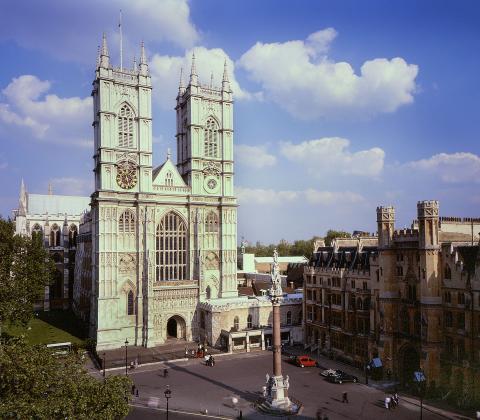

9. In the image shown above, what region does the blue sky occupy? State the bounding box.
[1,0,479,243]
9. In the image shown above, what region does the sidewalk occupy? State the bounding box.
[284,344,473,420]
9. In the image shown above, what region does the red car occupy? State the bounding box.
[293,355,318,368]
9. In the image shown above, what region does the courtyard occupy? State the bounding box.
[114,351,457,419]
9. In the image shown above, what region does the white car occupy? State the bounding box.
[321,368,338,377]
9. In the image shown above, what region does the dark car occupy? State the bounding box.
[325,370,358,384]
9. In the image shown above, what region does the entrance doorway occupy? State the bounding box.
[400,345,420,387]
[166,316,186,340]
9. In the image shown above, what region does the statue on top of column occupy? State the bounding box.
[269,248,283,299]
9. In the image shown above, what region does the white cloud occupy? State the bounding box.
[0,0,198,63]
[280,137,385,177]
[1,75,92,147]
[50,177,93,196]
[406,152,480,183]
[238,29,418,119]
[150,47,251,109]
[237,187,364,206]
[235,144,276,168]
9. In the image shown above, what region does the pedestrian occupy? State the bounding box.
[393,392,399,407]
[211,356,215,367]
[342,391,348,403]
[164,368,168,378]
[135,388,139,397]
[131,384,135,395]
[385,395,391,410]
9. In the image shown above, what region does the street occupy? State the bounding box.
[118,351,449,419]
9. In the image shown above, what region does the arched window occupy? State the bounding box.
[233,316,239,331]
[206,286,211,299]
[165,171,174,187]
[444,264,452,280]
[286,311,292,325]
[50,224,60,247]
[204,117,218,158]
[155,212,187,281]
[200,311,206,329]
[118,104,134,148]
[247,314,252,329]
[357,297,363,311]
[69,224,78,247]
[205,211,219,233]
[119,210,135,233]
[32,224,42,241]
[127,290,135,315]
[52,253,62,263]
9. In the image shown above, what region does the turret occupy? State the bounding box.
[222,59,231,92]
[189,52,198,86]
[178,67,185,97]
[417,200,439,249]
[139,41,148,76]
[376,206,395,248]
[99,33,110,69]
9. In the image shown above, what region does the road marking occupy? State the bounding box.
[130,402,232,419]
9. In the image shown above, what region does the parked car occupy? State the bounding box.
[293,355,318,368]
[320,368,338,377]
[325,370,358,384]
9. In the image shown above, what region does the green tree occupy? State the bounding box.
[0,336,132,419]
[324,230,351,246]
[0,217,54,329]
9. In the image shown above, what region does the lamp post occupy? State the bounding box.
[124,339,129,376]
[164,385,172,420]
[102,352,106,380]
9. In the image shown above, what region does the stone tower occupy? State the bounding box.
[376,206,398,372]
[175,56,238,299]
[417,200,442,381]
[90,34,153,348]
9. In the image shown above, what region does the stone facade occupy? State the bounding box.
[304,201,480,401]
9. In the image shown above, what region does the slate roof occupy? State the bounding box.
[310,246,377,271]
[28,194,90,216]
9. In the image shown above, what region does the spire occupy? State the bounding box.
[189,52,198,86]
[139,41,149,76]
[133,56,138,73]
[119,9,123,71]
[167,148,171,160]
[99,33,110,69]
[48,182,53,196]
[18,178,27,216]
[222,59,231,92]
[178,67,185,96]
[96,45,101,68]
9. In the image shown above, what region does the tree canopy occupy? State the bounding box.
[0,336,131,419]
[0,217,54,327]
[324,230,352,246]
[241,237,321,259]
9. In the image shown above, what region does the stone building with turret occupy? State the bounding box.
[304,201,480,401]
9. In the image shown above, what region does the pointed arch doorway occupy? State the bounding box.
[166,315,187,340]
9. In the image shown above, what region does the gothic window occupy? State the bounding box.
[233,316,239,331]
[50,224,60,247]
[127,290,135,315]
[68,224,78,247]
[286,311,292,325]
[200,311,206,329]
[247,314,252,329]
[119,210,135,233]
[206,286,211,299]
[32,224,42,241]
[204,117,218,158]
[155,212,187,281]
[165,171,174,187]
[357,298,363,311]
[205,211,219,233]
[118,104,134,148]
[444,264,452,280]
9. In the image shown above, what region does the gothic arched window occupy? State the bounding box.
[286,311,292,325]
[165,171,174,187]
[127,290,135,315]
[50,224,60,247]
[444,264,452,280]
[206,286,211,299]
[205,211,219,233]
[247,314,253,329]
[155,212,187,281]
[32,224,42,241]
[118,104,134,148]
[119,210,135,233]
[69,224,78,247]
[204,117,218,158]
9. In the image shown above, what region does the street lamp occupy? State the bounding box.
[164,385,172,420]
[414,370,426,420]
[124,339,129,376]
[102,352,106,380]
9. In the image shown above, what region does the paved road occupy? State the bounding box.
[118,352,450,419]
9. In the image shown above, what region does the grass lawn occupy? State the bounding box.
[4,310,88,347]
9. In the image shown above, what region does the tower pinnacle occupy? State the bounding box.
[139,41,149,76]
[178,67,185,96]
[222,59,231,92]
[189,52,198,86]
[99,33,110,69]
[18,178,27,216]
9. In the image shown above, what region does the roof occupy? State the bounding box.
[28,194,90,216]
[238,286,255,296]
[255,256,308,264]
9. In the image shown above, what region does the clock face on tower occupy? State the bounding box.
[116,162,137,189]
[204,175,220,194]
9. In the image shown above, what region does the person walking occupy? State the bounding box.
[163,368,168,378]
[385,395,391,409]
[342,392,348,403]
